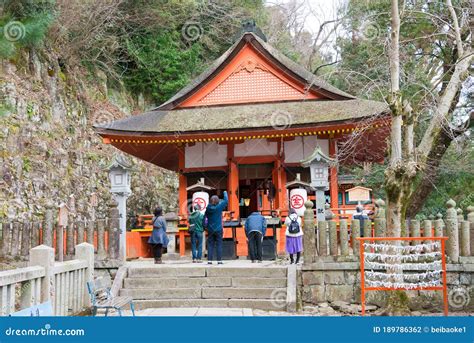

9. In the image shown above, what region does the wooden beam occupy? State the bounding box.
[177,145,188,219]
[234,155,277,165]
[227,144,240,219]
[267,137,295,143]
[329,137,338,209]
[182,166,227,173]
[279,141,289,213]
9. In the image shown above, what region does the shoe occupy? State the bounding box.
[207,261,213,265]
[257,260,262,263]
[192,259,196,263]
[217,261,223,265]
[197,259,203,263]
[154,258,162,264]
[252,260,256,263]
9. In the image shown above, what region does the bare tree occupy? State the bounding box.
[385,0,472,235]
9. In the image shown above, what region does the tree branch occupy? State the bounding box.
[446,0,464,57]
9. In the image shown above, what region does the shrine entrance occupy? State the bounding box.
[238,163,274,218]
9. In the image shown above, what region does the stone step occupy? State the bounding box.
[124,277,232,288]
[134,299,286,311]
[127,267,206,278]
[231,277,286,288]
[201,287,284,299]
[127,266,287,278]
[206,267,287,278]
[120,287,285,300]
[120,288,201,300]
[123,277,287,289]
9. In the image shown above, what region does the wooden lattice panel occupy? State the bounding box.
[198,65,312,105]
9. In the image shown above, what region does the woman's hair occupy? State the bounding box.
[210,195,219,205]
[154,207,163,217]
[289,208,297,215]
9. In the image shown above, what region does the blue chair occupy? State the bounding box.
[86,277,135,316]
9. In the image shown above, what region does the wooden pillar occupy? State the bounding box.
[272,160,282,211]
[177,145,188,219]
[280,166,288,213]
[227,143,239,218]
[329,137,338,209]
[273,142,288,215]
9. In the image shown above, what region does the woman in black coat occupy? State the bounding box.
[148,207,169,264]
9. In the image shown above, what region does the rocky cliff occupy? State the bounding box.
[0,49,178,222]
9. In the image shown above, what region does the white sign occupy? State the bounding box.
[58,204,69,227]
[346,186,372,202]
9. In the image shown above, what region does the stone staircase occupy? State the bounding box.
[120,264,291,311]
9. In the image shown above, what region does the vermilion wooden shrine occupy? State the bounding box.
[96,27,390,258]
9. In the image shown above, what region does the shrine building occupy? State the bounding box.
[95,26,390,258]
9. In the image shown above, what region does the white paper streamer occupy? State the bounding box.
[364,251,441,262]
[364,260,442,271]
[365,270,443,281]
[362,241,444,289]
[363,241,440,252]
[365,279,442,289]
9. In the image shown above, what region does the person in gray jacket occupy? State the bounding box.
[245,211,267,263]
[148,207,169,264]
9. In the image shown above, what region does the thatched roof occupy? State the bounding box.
[95,99,388,134]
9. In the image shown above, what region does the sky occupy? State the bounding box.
[265,0,346,34]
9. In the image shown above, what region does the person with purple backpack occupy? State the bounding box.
[285,208,303,264]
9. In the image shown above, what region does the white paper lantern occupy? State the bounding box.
[192,192,209,214]
[289,188,307,216]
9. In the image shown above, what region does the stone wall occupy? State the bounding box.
[0,50,178,224]
[299,256,474,313]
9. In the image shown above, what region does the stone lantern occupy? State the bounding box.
[301,146,335,221]
[107,154,133,261]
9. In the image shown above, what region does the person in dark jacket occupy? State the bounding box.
[148,207,169,264]
[204,191,228,265]
[188,204,204,263]
[245,211,267,263]
[353,205,369,237]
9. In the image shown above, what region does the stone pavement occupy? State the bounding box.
[105,307,254,316]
